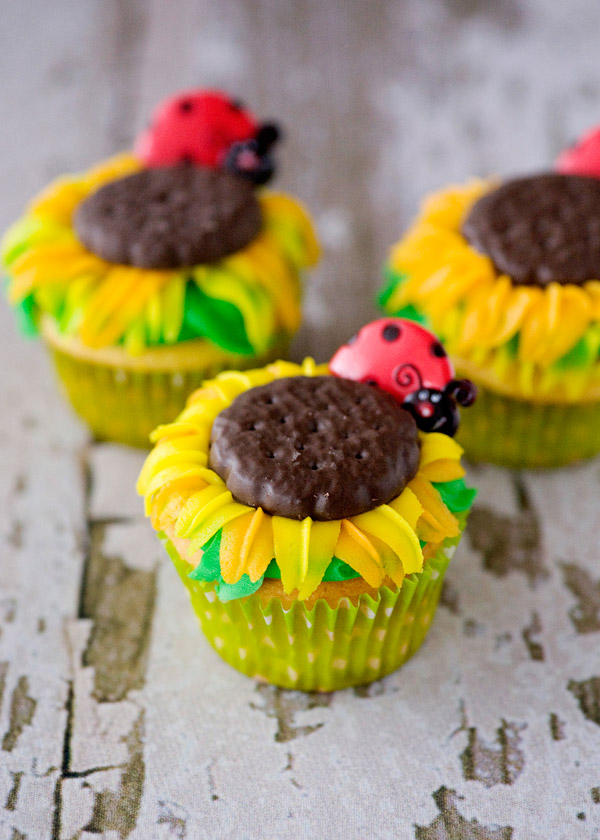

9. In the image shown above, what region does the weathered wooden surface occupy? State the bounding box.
[1,1,600,837]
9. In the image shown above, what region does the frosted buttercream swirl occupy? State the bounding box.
[137,360,471,602]
[382,179,600,401]
[2,154,319,356]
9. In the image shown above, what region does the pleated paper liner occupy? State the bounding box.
[455,382,600,468]
[162,534,455,692]
[43,319,291,448]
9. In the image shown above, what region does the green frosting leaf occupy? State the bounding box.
[553,332,599,370]
[377,266,406,309]
[14,294,39,338]
[432,477,477,512]
[181,282,254,355]
[217,574,265,602]
[188,530,222,581]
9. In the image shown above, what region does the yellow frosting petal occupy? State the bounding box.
[272,516,312,594]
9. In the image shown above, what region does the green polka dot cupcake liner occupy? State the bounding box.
[46,336,290,449]
[162,535,454,692]
[455,383,600,469]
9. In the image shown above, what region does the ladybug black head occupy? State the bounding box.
[223,121,282,185]
[401,378,476,437]
[402,388,460,436]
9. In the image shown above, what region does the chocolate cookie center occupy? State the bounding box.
[462,173,600,286]
[74,166,262,268]
[209,376,420,521]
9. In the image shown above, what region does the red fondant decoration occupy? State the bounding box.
[135,89,258,168]
[329,318,455,401]
[556,126,600,178]
[329,318,476,436]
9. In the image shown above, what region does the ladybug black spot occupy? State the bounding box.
[431,341,446,357]
[231,98,246,111]
[382,324,401,342]
[346,333,358,345]
[179,100,194,113]
[364,378,378,386]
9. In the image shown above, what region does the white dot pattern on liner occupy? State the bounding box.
[115,369,127,383]
[305,616,312,627]
[400,642,408,655]
[404,613,415,624]
[307,652,315,663]
[325,630,334,640]
[205,611,212,620]
[214,637,224,649]
[204,591,216,603]
[239,648,247,660]
[368,658,380,669]
[287,635,294,644]
[287,666,298,681]
[263,636,275,648]
[221,614,231,623]
[376,629,386,641]
[385,607,394,617]
[361,605,376,618]
[332,659,347,669]
[171,373,184,388]
[264,615,273,625]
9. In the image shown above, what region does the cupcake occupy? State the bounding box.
[1,89,319,447]
[379,171,600,468]
[137,318,476,691]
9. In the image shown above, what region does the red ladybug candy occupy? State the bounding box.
[135,89,259,169]
[329,318,476,436]
[556,125,600,178]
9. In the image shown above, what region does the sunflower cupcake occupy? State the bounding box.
[379,173,600,467]
[137,318,476,691]
[1,89,319,447]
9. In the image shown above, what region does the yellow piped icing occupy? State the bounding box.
[386,179,600,401]
[2,153,319,355]
[137,361,465,600]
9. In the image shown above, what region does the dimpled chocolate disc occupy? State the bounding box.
[209,376,420,521]
[462,173,600,286]
[74,166,262,268]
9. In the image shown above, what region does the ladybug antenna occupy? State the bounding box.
[444,378,477,407]
[255,122,281,155]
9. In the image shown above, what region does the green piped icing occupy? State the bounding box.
[187,477,476,602]
[432,478,477,512]
[176,281,253,355]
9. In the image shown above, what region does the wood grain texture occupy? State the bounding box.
[1,1,600,838]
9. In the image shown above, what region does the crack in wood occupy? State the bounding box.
[439,579,460,615]
[81,523,157,704]
[467,475,548,587]
[457,708,526,788]
[4,770,23,812]
[549,712,566,741]
[415,786,514,839]
[7,519,23,550]
[521,612,544,661]
[250,684,331,743]
[560,563,600,634]
[52,443,154,838]
[81,710,145,838]
[568,677,600,727]
[157,799,189,838]
[1,676,37,752]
